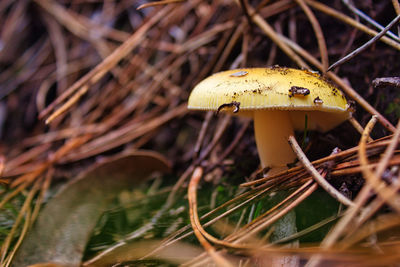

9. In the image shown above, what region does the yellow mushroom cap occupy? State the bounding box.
[188,67,351,132]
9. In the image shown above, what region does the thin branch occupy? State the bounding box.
[137,0,184,10]
[306,0,400,51]
[288,135,355,207]
[342,0,400,42]
[328,14,400,71]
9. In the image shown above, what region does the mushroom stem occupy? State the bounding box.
[254,110,299,266]
[253,110,297,169]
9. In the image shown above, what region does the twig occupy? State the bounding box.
[288,135,354,207]
[188,167,234,267]
[372,77,400,88]
[137,0,184,10]
[328,14,400,71]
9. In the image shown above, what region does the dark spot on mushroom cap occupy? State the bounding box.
[314,96,323,105]
[289,86,310,97]
[217,101,241,114]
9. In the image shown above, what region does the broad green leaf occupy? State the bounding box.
[13,150,170,267]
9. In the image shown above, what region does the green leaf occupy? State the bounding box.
[12,150,170,267]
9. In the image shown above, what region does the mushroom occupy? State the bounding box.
[188,67,351,172]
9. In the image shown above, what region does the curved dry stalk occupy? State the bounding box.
[305,115,379,267]
[288,135,354,207]
[374,119,400,180]
[147,184,273,262]
[188,167,234,267]
[186,166,318,267]
[187,169,276,252]
[358,118,400,213]
[294,0,329,72]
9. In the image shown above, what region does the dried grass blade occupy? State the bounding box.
[0,179,41,264]
[3,207,31,267]
[328,14,400,71]
[40,5,174,123]
[234,180,317,243]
